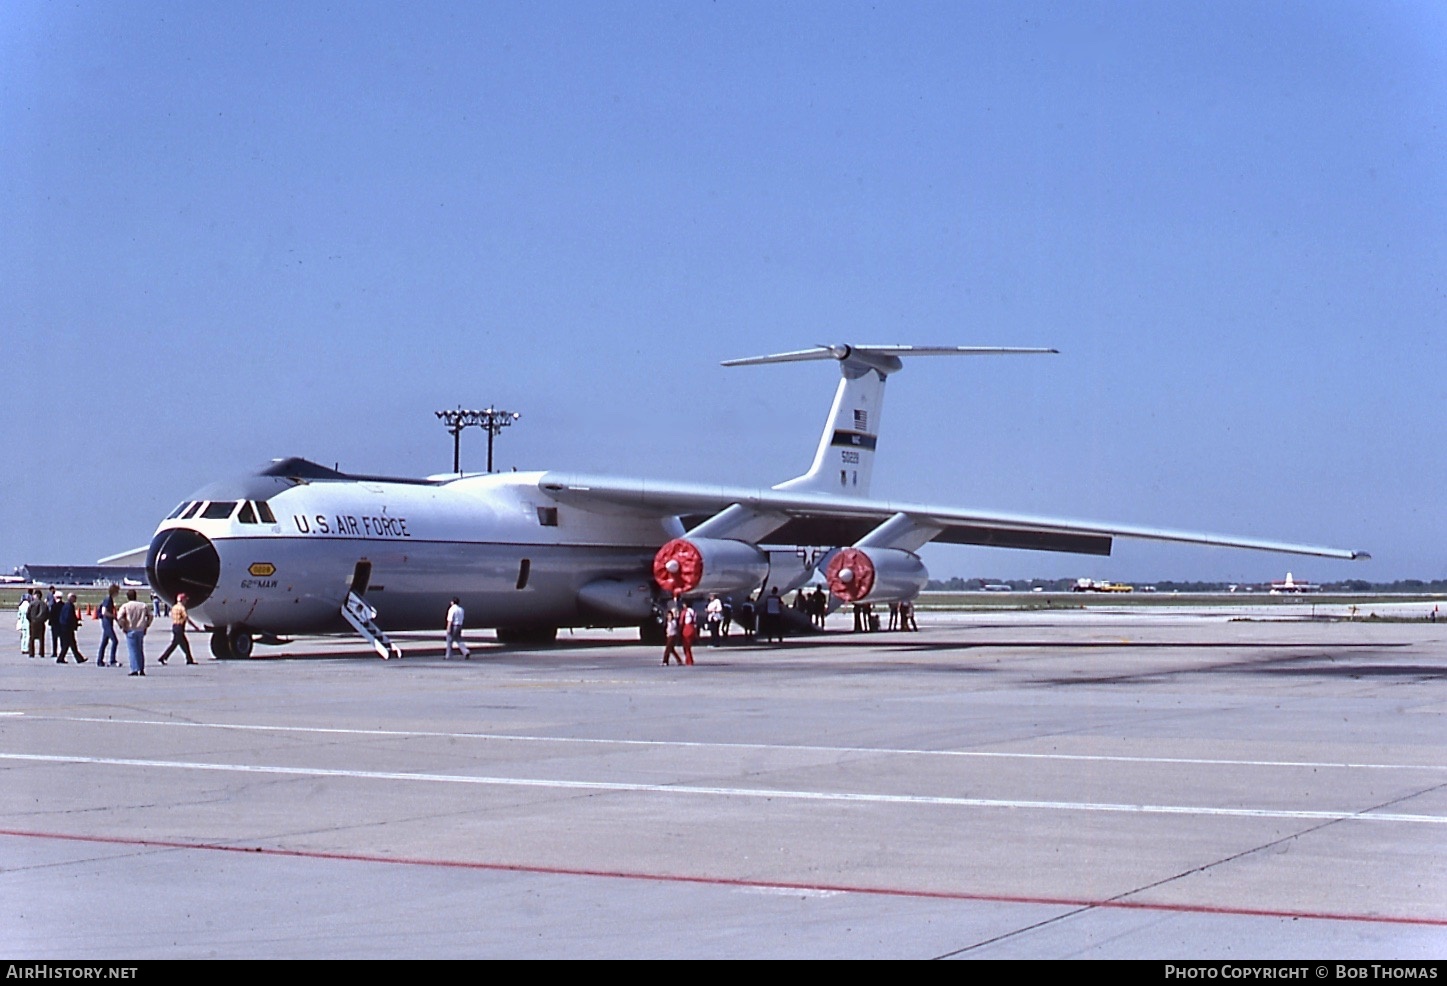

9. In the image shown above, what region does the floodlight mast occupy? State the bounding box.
[434,406,522,474]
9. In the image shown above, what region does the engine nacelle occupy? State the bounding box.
[653,537,770,598]
[824,546,928,603]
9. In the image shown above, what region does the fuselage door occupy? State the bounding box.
[350,560,372,597]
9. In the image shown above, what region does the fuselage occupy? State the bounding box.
[145,459,680,636]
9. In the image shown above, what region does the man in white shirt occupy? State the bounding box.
[444,597,471,659]
[116,589,154,676]
[705,594,724,646]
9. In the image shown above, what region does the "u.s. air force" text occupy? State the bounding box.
[293,514,410,537]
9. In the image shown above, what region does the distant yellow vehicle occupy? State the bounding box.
[1072,579,1133,593]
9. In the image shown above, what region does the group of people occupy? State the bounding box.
[849,599,919,632]
[15,585,199,675]
[17,588,89,663]
[657,585,832,663]
[653,584,925,661]
[794,586,830,628]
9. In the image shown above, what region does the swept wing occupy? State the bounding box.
[537,473,1367,561]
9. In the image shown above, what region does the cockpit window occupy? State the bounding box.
[255,501,277,524]
[165,502,192,521]
[200,501,238,520]
[237,502,258,524]
[180,502,204,520]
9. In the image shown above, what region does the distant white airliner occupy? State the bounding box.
[1269,572,1319,594]
[107,345,1367,658]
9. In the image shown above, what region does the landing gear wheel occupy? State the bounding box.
[639,617,666,645]
[227,627,254,660]
[211,626,255,659]
[495,626,558,647]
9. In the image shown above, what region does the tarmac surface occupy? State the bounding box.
[2,608,1445,959]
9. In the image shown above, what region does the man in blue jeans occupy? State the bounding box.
[116,589,153,676]
[96,584,121,666]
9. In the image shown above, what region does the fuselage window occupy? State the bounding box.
[536,506,558,527]
[180,502,204,520]
[237,502,258,524]
[165,502,192,521]
[255,501,277,524]
[201,501,238,520]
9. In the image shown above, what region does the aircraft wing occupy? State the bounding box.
[536,472,1367,560]
[97,545,150,567]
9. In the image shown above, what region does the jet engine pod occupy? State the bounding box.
[825,546,928,603]
[652,537,770,597]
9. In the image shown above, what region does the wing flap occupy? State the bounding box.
[931,525,1113,556]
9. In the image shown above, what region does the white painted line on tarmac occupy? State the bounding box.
[2,751,1444,825]
[18,714,1447,774]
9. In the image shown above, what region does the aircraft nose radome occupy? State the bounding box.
[146,528,221,607]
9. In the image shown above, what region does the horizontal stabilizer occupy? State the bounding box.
[724,344,1057,497]
[722,344,1057,370]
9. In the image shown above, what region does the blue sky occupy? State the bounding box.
[3,1,1443,582]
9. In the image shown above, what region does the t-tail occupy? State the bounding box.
[722,344,1057,497]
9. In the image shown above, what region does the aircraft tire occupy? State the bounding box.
[495,626,557,647]
[228,627,255,660]
[638,617,666,645]
[210,630,230,660]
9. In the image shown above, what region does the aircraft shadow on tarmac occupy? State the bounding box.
[238,632,1443,686]
[857,636,1435,685]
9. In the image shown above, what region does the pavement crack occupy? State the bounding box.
[931,779,1447,958]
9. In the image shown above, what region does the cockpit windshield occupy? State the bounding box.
[200,501,238,520]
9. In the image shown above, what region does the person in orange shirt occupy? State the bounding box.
[157,593,199,665]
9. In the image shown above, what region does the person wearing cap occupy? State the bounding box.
[49,590,64,657]
[157,593,199,665]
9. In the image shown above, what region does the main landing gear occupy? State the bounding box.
[494,626,558,646]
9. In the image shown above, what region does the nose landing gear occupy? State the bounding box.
[210,626,254,660]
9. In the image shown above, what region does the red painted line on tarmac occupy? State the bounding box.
[4,827,1443,929]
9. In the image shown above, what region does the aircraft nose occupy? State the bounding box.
[146,528,221,606]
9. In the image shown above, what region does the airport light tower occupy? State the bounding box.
[434,406,521,474]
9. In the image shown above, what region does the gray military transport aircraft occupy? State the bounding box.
[109,345,1367,659]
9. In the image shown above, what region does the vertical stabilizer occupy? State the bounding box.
[722,344,1057,498]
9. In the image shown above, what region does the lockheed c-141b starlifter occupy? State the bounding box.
[121,345,1366,659]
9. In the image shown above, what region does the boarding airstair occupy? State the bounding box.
[342,592,403,660]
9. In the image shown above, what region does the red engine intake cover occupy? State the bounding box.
[826,547,876,602]
[653,538,703,595]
